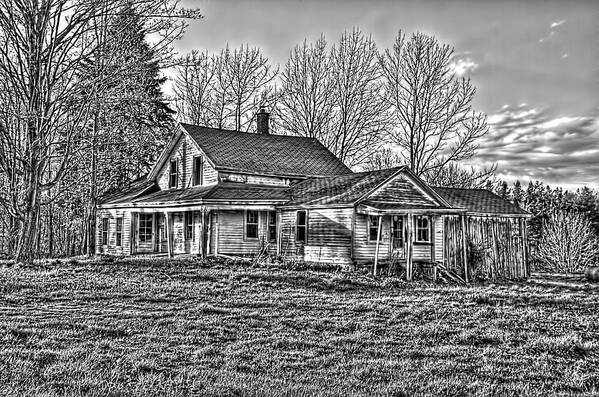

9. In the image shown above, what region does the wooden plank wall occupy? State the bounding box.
[212,210,275,256]
[96,209,133,255]
[444,215,528,280]
[280,208,353,263]
[353,213,390,264]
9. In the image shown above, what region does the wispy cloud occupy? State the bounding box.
[469,105,599,188]
[539,19,567,43]
[448,56,479,76]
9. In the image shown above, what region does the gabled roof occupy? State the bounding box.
[433,187,529,216]
[127,182,289,205]
[287,167,448,208]
[180,123,352,178]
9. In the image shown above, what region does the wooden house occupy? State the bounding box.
[97,110,530,280]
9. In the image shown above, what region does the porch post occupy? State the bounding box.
[164,211,172,258]
[431,215,437,283]
[461,214,469,282]
[199,210,205,258]
[522,218,529,277]
[373,215,383,275]
[406,213,413,281]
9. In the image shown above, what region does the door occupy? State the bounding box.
[390,215,405,259]
[137,213,155,253]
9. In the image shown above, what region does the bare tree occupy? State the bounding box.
[277,35,335,141]
[0,0,199,261]
[174,44,277,131]
[538,211,599,273]
[428,162,497,188]
[380,31,488,180]
[173,50,215,125]
[278,29,390,168]
[362,148,403,171]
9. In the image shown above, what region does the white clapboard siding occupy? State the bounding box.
[353,213,390,264]
[156,133,218,190]
[96,209,132,255]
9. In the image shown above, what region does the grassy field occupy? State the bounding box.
[0,257,598,397]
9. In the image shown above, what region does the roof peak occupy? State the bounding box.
[179,122,320,142]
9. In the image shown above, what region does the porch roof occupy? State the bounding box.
[104,182,290,207]
[433,187,530,216]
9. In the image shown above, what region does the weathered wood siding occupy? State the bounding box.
[95,209,132,255]
[279,208,353,263]
[368,174,437,207]
[212,210,275,256]
[353,213,390,264]
[156,133,218,190]
[445,215,528,280]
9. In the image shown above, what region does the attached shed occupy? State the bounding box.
[434,187,531,281]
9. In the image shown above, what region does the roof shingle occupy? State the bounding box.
[181,124,352,178]
[433,187,529,215]
[132,183,290,204]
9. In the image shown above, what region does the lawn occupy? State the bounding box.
[0,258,597,397]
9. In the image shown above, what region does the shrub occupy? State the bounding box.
[537,211,599,273]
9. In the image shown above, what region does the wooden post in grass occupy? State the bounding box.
[373,215,383,276]
[406,213,413,281]
[461,214,469,283]
[164,211,172,258]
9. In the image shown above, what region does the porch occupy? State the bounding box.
[355,203,468,281]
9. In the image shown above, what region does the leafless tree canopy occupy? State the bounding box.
[380,31,489,180]
[276,29,390,168]
[174,45,277,132]
[0,0,199,262]
[538,211,599,272]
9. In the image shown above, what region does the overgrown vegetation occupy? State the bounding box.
[0,257,597,396]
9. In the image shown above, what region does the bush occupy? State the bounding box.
[537,211,599,273]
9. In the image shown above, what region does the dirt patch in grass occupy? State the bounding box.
[0,258,598,396]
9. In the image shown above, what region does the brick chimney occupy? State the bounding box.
[256,107,269,134]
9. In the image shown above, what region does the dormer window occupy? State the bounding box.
[193,156,203,186]
[169,160,178,188]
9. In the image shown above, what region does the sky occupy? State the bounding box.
[174,0,599,190]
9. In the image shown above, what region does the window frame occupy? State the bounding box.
[296,210,308,243]
[139,213,153,243]
[391,215,404,248]
[101,217,109,246]
[415,215,431,244]
[245,210,259,240]
[116,217,123,247]
[184,211,194,240]
[267,211,277,242]
[169,159,178,188]
[192,156,204,186]
[368,215,380,243]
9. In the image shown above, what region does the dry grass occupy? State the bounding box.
[0,257,598,396]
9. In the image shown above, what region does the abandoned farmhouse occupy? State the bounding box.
[97,110,530,280]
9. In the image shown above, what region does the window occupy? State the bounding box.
[101,218,109,246]
[139,213,153,242]
[245,210,258,239]
[169,160,178,188]
[368,215,380,242]
[268,211,277,242]
[415,216,430,243]
[185,211,193,240]
[192,156,204,186]
[296,210,307,243]
[116,217,123,247]
[391,216,404,249]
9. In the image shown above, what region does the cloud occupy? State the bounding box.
[448,57,479,76]
[539,19,567,43]
[468,105,599,189]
